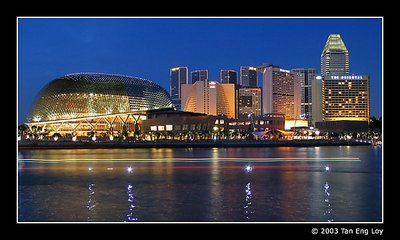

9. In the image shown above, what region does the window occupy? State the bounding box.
[158,126,165,131]
[150,126,157,131]
[219,119,225,124]
[166,125,173,131]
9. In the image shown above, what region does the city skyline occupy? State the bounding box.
[18,17,383,124]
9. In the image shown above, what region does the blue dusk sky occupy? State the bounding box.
[17,17,383,124]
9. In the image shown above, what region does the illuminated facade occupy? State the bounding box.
[181,80,238,119]
[321,34,349,77]
[191,70,208,84]
[170,67,188,110]
[312,76,323,125]
[322,75,370,121]
[240,66,258,87]
[259,64,299,120]
[238,87,262,118]
[27,73,174,136]
[220,70,238,84]
[291,68,317,125]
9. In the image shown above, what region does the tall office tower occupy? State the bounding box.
[181,80,237,119]
[258,64,298,120]
[220,70,238,84]
[238,86,262,118]
[240,66,258,87]
[321,34,349,77]
[170,67,188,111]
[312,76,323,125]
[322,75,370,121]
[291,68,317,125]
[191,70,208,84]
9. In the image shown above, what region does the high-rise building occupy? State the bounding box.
[181,80,237,119]
[291,68,317,125]
[312,76,323,125]
[321,34,349,77]
[238,87,262,118]
[191,70,208,84]
[170,67,188,111]
[220,70,238,84]
[240,66,258,87]
[259,64,299,120]
[322,75,370,121]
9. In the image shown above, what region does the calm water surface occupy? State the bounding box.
[18,146,382,222]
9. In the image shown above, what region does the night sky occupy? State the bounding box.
[18,17,382,124]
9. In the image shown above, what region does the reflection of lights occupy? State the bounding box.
[127,167,133,173]
[88,167,92,171]
[245,165,253,173]
[244,182,254,220]
[325,166,330,171]
[126,183,138,221]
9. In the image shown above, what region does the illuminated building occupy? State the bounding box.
[259,64,299,120]
[238,87,262,118]
[27,73,174,136]
[181,80,238,119]
[291,68,317,126]
[322,75,370,121]
[220,70,238,84]
[191,70,208,84]
[170,67,188,110]
[240,66,258,87]
[312,76,323,125]
[321,34,349,77]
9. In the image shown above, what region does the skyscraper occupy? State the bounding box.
[220,70,238,84]
[259,64,298,120]
[321,34,349,77]
[291,68,317,126]
[240,66,258,87]
[191,70,208,84]
[170,67,188,111]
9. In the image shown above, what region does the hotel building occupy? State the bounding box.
[181,80,238,119]
[238,86,262,118]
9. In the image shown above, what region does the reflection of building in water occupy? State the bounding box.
[324,181,334,222]
[86,183,96,221]
[244,182,254,220]
[126,184,138,221]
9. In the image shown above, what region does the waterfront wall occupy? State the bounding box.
[18,139,371,150]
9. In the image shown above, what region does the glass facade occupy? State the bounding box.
[191,70,208,84]
[240,66,258,87]
[220,70,238,84]
[28,73,174,122]
[170,67,188,111]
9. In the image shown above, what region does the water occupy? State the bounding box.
[17,146,382,222]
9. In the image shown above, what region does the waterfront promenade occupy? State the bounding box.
[18,139,371,150]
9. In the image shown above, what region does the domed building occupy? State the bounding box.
[26,73,174,137]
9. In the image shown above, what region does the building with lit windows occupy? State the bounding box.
[291,68,317,126]
[238,87,262,118]
[181,80,238,119]
[240,66,258,87]
[27,73,175,137]
[191,70,208,84]
[170,67,188,110]
[321,34,349,77]
[259,64,300,120]
[220,70,238,84]
[321,75,370,122]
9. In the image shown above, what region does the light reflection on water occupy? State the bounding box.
[18,146,382,222]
